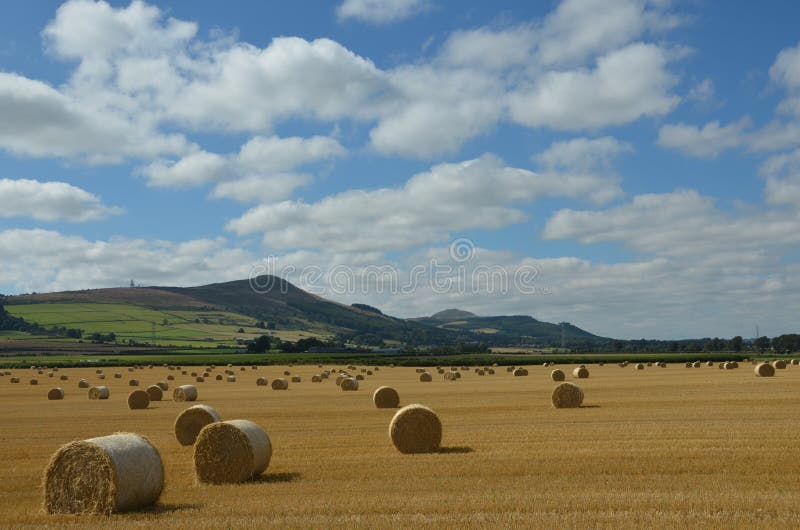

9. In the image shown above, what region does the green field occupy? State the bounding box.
[4,302,327,347]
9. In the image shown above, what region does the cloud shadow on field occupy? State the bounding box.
[254,471,302,483]
[144,503,202,514]
[436,446,474,454]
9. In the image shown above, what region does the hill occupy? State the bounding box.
[1,278,606,348]
[410,310,608,346]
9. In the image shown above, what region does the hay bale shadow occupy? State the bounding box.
[436,446,473,454]
[254,471,302,483]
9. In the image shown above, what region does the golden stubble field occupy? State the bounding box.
[1,361,800,529]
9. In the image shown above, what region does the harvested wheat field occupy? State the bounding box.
[2,362,800,528]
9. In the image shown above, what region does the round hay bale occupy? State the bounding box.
[719,363,726,369]
[256,377,268,386]
[173,385,198,402]
[551,382,584,408]
[291,375,301,383]
[684,362,692,368]
[88,386,109,400]
[512,367,528,377]
[487,368,495,374]
[476,369,485,376]
[78,379,89,388]
[311,375,322,382]
[59,374,68,381]
[194,420,271,484]
[271,378,288,390]
[419,372,433,382]
[755,363,775,377]
[48,388,65,400]
[156,381,168,391]
[692,361,701,368]
[389,404,442,454]
[215,374,223,381]
[10,376,20,383]
[127,390,150,410]
[30,379,39,385]
[367,370,373,376]
[373,386,400,408]
[174,404,221,446]
[443,371,459,381]
[114,373,122,379]
[145,385,163,401]
[437,368,445,374]
[341,377,358,391]
[128,379,139,387]
[550,369,565,382]
[166,375,175,381]
[355,374,365,381]
[226,375,236,383]
[773,360,787,369]
[95,369,103,374]
[239,367,245,372]
[47,371,54,378]
[572,366,589,379]
[195,376,205,383]
[97,374,106,380]
[283,370,291,376]
[635,363,645,370]
[706,361,714,367]
[43,432,163,514]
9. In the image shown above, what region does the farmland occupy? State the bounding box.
[2,361,800,528]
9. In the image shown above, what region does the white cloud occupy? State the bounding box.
[210,173,313,203]
[687,78,715,102]
[0,72,189,161]
[536,0,647,66]
[336,0,431,24]
[140,135,345,194]
[508,43,679,130]
[0,179,121,222]
[760,148,800,207]
[657,118,750,158]
[0,229,255,294]
[439,25,535,71]
[543,189,800,256]
[535,136,633,171]
[227,154,621,252]
[770,41,800,91]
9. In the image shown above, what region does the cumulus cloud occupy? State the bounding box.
[535,136,632,172]
[336,0,432,24]
[226,154,621,252]
[0,72,189,161]
[0,229,255,294]
[508,43,679,130]
[0,178,121,222]
[140,135,345,194]
[543,189,800,256]
[657,118,750,158]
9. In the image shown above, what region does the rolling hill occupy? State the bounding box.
[1,277,606,348]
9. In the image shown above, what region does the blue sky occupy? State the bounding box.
[1,0,800,339]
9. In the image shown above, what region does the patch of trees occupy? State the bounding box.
[88,332,116,343]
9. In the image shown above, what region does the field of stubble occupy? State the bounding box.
[1,361,800,529]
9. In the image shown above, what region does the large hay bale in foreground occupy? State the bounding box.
[373,386,400,408]
[43,433,163,514]
[48,388,65,400]
[551,382,584,408]
[341,377,359,391]
[145,385,163,401]
[128,390,150,410]
[755,363,775,377]
[256,377,268,386]
[572,367,589,379]
[174,404,221,446]
[419,372,432,382]
[550,369,565,382]
[173,385,198,402]
[773,360,787,369]
[389,404,442,454]
[194,420,271,484]
[88,386,109,400]
[271,378,288,390]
